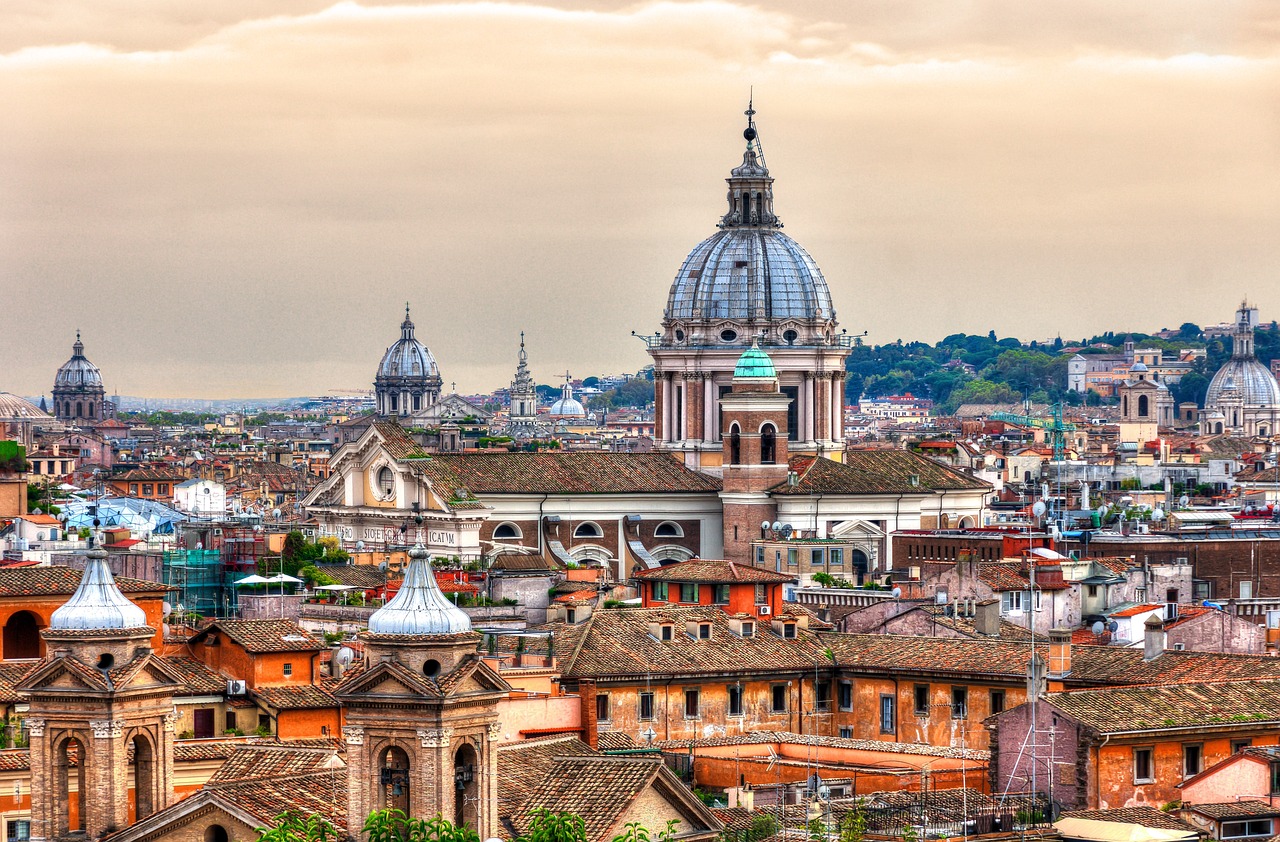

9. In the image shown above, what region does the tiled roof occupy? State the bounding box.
[373,420,429,459]
[560,606,826,679]
[111,468,185,481]
[207,769,348,829]
[1189,802,1280,820]
[633,559,794,584]
[1109,603,1162,618]
[162,656,227,696]
[195,620,323,653]
[206,744,344,786]
[406,452,722,496]
[1046,680,1280,734]
[818,633,1280,687]
[913,604,1035,642]
[315,564,389,589]
[772,452,989,496]
[651,731,987,761]
[1060,807,1198,832]
[507,755,672,841]
[253,684,338,710]
[596,731,639,751]
[0,663,37,703]
[0,565,166,596]
[497,735,598,823]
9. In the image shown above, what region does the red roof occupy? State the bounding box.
[1110,604,1161,618]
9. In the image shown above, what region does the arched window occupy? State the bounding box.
[87,402,95,418]
[1122,396,1128,416]
[760,424,777,465]
[1215,422,1224,435]
[454,743,479,829]
[3,611,41,659]
[377,467,394,497]
[75,402,83,418]
[1137,395,1149,417]
[389,394,398,412]
[729,424,741,465]
[413,393,421,412]
[573,522,603,539]
[57,736,86,835]
[379,746,411,813]
[132,733,155,820]
[654,521,683,539]
[204,826,229,842]
[492,522,522,540]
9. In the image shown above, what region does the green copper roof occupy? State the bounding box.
[734,342,778,379]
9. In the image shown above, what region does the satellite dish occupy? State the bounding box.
[335,646,356,667]
[1107,620,1119,633]
[761,520,771,531]
[162,601,172,616]
[1097,504,1108,517]
[891,587,902,599]
[355,540,365,551]
[781,524,794,537]
[771,521,783,532]
[1032,501,1047,518]
[818,785,832,800]
[1152,507,1165,521]
[1179,495,1190,508]
[1091,621,1104,636]
[379,561,389,572]
[272,508,282,520]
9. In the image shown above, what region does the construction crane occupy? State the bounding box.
[989,403,1076,461]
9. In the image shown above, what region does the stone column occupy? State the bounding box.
[654,377,665,441]
[704,377,716,443]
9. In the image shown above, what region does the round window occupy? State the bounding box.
[424,659,441,677]
[720,329,738,342]
[783,329,799,344]
[674,329,685,341]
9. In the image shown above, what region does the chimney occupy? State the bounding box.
[1143,615,1165,661]
[329,643,343,680]
[578,679,599,749]
[1047,627,1072,679]
[974,599,1001,636]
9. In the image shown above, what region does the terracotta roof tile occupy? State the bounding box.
[634,559,794,585]
[508,755,666,841]
[773,452,989,496]
[407,452,721,496]
[253,684,338,711]
[1061,807,1199,832]
[1046,680,1280,734]
[496,736,598,821]
[162,656,226,696]
[194,620,323,653]
[0,565,166,597]
[1189,802,1280,820]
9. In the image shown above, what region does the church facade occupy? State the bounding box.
[1199,302,1280,437]
[374,306,492,428]
[51,333,115,426]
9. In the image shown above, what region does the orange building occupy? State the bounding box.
[0,566,168,658]
[107,468,185,501]
[634,558,792,617]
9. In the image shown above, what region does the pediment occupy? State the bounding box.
[829,519,885,539]
[336,661,439,700]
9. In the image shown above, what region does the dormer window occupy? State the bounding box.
[649,621,675,641]
[741,621,755,638]
[698,623,711,640]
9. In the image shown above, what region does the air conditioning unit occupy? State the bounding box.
[758,605,771,616]
[226,679,247,696]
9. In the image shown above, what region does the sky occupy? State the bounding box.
[3,1,1279,400]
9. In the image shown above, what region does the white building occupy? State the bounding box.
[173,478,226,516]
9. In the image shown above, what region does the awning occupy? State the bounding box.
[1054,817,1197,842]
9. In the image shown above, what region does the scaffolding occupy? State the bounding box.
[163,549,239,619]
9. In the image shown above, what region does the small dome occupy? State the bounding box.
[50,549,149,630]
[734,341,778,379]
[548,397,586,417]
[1130,362,1148,373]
[377,307,440,381]
[0,393,51,420]
[54,334,104,389]
[367,545,471,636]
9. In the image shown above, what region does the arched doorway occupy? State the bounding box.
[851,549,869,586]
[204,826,229,842]
[453,742,479,830]
[379,746,411,813]
[132,733,155,820]
[729,425,741,464]
[56,736,86,835]
[3,611,42,659]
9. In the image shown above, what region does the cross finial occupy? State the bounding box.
[520,330,525,346]
[405,301,411,320]
[745,87,755,125]
[451,381,456,393]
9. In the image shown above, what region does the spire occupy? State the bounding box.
[720,98,779,229]
[367,542,471,636]
[72,331,84,357]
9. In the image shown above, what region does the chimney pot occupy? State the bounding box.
[1048,626,1072,678]
[1143,615,1165,661]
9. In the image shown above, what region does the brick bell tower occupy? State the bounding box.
[21,546,180,842]
[336,533,510,838]
[719,342,791,562]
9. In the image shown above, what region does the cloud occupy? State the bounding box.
[2,0,1278,398]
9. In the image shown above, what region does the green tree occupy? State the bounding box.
[522,808,589,842]
[256,812,340,842]
[282,531,308,564]
[838,800,867,842]
[361,810,478,842]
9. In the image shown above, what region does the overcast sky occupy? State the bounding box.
[3,1,1278,400]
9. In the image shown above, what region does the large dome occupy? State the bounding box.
[0,393,50,420]
[667,228,832,322]
[1206,358,1280,407]
[55,334,103,389]
[379,310,439,380]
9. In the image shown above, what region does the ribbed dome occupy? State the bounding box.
[367,545,471,636]
[1206,359,1280,407]
[54,335,103,389]
[378,321,439,380]
[0,393,50,420]
[667,228,833,323]
[548,397,586,417]
[50,549,149,630]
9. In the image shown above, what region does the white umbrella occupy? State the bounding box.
[234,574,272,586]
[266,573,303,584]
[314,584,355,591]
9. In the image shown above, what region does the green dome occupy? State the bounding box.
[734,342,778,379]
